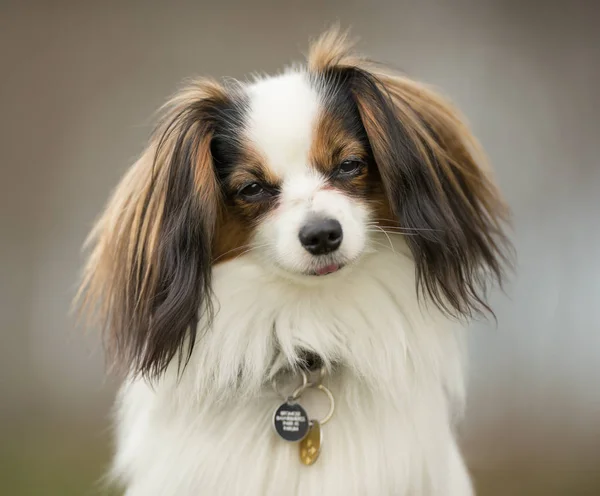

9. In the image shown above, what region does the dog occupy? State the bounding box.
[77,28,509,495]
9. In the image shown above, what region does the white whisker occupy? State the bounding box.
[372,225,396,253]
[367,229,418,237]
[231,243,272,262]
[214,243,272,263]
[366,223,441,233]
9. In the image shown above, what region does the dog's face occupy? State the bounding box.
[213,72,376,279]
[77,30,509,378]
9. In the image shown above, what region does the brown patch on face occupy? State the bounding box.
[212,139,280,264]
[213,210,252,263]
[227,140,280,187]
[310,107,370,196]
[310,108,367,172]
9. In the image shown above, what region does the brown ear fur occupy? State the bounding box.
[309,28,511,316]
[76,79,230,378]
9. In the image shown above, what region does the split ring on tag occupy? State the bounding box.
[289,366,325,398]
[306,365,326,387]
[314,383,335,426]
[272,368,308,401]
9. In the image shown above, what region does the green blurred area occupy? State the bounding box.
[0,423,116,496]
[2,422,600,496]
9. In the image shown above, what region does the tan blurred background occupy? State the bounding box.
[1,1,599,495]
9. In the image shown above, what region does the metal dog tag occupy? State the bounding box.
[273,402,309,442]
[299,420,322,465]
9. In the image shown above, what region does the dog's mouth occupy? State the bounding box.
[312,263,343,276]
[271,253,358,280]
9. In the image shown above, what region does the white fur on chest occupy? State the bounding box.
[111,239,473,495]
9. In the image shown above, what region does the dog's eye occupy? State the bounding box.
[238,182,266,200]
[338,159,364,176]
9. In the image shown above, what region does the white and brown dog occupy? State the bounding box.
[78,29,510,495]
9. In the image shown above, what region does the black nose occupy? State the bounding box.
[299,218,343,255]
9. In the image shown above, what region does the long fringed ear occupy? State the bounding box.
[76,79,230,378]
[309,29,511,317]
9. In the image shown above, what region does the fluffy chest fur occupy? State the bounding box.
[111,237,472,495]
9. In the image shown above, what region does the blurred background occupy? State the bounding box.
[1,1,598,494]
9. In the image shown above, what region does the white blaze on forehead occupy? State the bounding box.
[245,71,320,178]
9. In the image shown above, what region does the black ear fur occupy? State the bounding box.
[326,67,509,317]
[126,101,225,378]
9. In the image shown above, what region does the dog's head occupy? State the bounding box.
[77,29,510,378]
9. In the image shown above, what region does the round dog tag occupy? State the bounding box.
[273,402,309,442]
